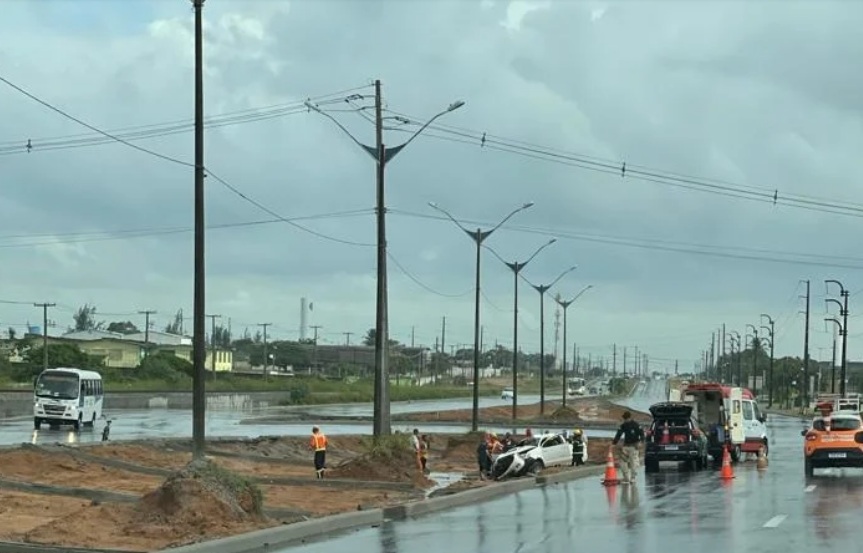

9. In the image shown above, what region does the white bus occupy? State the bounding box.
[33,368,104,431]
[567,377,587,396]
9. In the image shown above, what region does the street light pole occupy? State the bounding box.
[523,267,578,415]
[746,324,759,395]
[760,314,775,407]
[488,240,556,421]
[308,86,464,437]
[826,280,850,397]
[728,331,741,386]
[429,202,534,431]
[556,285,593,408]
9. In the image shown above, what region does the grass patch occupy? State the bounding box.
[358,433,413,458]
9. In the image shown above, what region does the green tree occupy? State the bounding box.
[137,352,192,381]
[7,327,16,340]
[164,309,184,334]
[212,325,231,347]
[363,328,400,347]
[106,321,139,334]
[73,304,102,331]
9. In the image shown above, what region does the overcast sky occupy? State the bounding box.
[1,0,862,373]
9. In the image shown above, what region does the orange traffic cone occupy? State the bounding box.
[602,447,621,486]
[719,445,735,480]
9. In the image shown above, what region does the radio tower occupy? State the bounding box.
[553,293,562,371]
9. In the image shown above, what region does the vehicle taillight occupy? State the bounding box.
[805,432,818,441]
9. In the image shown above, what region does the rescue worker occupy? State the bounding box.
[501,432,515,451]
[309,426,328,479]
[570,428,586,466]
[101,420,112,442]
[419,434,430,473]
[476,433,492,480]
[612,411,644,485]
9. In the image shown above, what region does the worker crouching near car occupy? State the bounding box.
[310,426,328,479]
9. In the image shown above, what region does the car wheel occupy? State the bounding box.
[730,445,742,463]
[805,458,814,477]
[73,415,82,432]
[528,460,544,476]
[761,440,769,457]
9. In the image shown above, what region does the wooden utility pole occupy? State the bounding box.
[33,302,55,370]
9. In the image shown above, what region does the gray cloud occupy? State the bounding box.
[0,0,860,370]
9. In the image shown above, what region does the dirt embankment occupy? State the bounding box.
[0,431,612,551]
[402,398,650,426]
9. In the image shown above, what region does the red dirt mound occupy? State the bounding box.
[547,406,581,422]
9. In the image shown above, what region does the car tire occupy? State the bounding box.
[730,445,742,463]
[805,458,814,477]
[73,415,82,432]
[528,460,544,476]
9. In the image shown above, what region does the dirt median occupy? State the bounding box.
[0,432,613,551]
[401,398,650,427]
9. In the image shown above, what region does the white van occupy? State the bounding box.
[34,368,104,431]
[682,383,767,463]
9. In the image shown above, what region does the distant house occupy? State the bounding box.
[22,331,233,372]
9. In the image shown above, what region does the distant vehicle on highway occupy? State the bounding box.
[644,402,709,472]
[33,368,103,431]
[567,377,587,396]
[682,383,767,464]
[501,388,514,400]
[803,408,863,477]
[490,432,573,480]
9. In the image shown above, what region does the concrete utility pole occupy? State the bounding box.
[613,343,617,375]
[760,314,774,406]
[441,316,446,378]
[623,347,627,377]
[207,314,221,375]
[33,302,55,370]
[258,323,271,379]
[191,0,207,460]
[825,279,849,396]
[311,325,323,372]
[634,346,639,376]
[802,280,811,407]
[411,326,415,348]
[343,332,353,346]
[307,81,463,438]
[138,310,156,355]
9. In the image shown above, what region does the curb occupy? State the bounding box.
[155,464,604,553]
[0,543,143,553]
[0,477,139,503]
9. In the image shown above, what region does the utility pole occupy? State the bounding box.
[832,325,837,394]
[802,280,811,408]
[258,323,271,379]
[343,332,353,346]
[674,359,678,375]
[634,346,639,376]
[612,343,617,375]
[441,316,447,378]
[311,325,322,371]
[623,347,627,377]
[761,314,775,407]
[138,310,156,356]
[710,332,716,378]
[191,0,207,460]
[33,303,55,370]
[411,326,415,348]
[826,279,850,396]
[721,324,726,384]
[207,314,221,375]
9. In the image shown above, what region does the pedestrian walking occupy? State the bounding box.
[309,426,328,479]
[612,411,644,485]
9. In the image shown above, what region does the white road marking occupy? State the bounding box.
[763,515,788,528]
[805,485,817,493]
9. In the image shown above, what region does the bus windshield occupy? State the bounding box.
[35,372,79,400]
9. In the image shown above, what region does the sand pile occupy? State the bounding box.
[328,436,432,487]
[547,406,581,422]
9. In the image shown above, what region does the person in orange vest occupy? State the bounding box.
[309,426,328,479]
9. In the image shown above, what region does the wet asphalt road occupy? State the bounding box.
[0,390,613,445]
[281,379,861,553]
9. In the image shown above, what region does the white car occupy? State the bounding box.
[490,433,573,480]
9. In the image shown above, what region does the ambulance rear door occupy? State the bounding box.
[727,387,745,444]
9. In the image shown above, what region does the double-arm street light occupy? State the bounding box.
[745,324,759,394]
[522,266,578,415]
[487,240,557,421]
[429,202,534,431]
[760,314,775,407]
[556,285,593,408]
[824,317,844,396]
[728,331,741,385]
[825,279,850,396]
[307,83,464,437]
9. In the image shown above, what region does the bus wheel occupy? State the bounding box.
[34,418,41,430]
[90,414,97,427]
[74,415,82,431]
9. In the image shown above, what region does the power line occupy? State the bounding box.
[382,109,863,221]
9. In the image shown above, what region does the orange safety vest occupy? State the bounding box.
[310,433,327,451]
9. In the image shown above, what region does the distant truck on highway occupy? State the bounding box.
[681,383,768,464]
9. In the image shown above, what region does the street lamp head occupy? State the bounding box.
[523,202,535,209]
[447,100,466,112]
[547,238,557,245]
[428,201,437,208]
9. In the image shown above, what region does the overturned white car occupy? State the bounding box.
[490,432,575,480]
